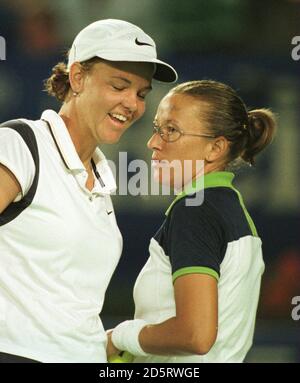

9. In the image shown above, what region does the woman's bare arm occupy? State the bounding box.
[138,273,218,355]
[0,164,21,214]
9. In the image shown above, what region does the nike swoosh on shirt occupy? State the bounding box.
[135,38,153,47]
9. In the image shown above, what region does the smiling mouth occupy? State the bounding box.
[108,113,129,124]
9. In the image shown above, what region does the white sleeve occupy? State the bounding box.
[0,128,36,201]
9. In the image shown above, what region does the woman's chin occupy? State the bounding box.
[152,168,180,190]
[101,132,123,145]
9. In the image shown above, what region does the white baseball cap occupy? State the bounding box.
[67,19,178,83]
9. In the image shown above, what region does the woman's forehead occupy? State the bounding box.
[95,60,155,82]
[157,93,206,119]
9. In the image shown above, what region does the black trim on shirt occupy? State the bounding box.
[91,158,105,188]
[43,120,69,169]
[0,120,39,226]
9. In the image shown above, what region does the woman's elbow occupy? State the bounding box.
[191,339,215,355]
[188,331,217,355]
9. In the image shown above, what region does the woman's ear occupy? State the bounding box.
[69,62,85,94]
[205,136,229,163]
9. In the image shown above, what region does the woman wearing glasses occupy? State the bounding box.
[107,80,277,363]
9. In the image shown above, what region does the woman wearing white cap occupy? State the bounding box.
[0,19,177,363]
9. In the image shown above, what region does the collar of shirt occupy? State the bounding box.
[41,109,116,195]
[165,171,235,215]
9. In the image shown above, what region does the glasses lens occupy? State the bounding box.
[161,126,181,142]
[153,124,181,142]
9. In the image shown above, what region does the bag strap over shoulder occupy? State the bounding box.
[0,119,40,226]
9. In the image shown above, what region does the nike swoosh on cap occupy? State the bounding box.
[135,38,153,47]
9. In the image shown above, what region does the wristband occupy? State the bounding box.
[111,319,149,357]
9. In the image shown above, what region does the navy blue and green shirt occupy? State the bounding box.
[133,172,264,363]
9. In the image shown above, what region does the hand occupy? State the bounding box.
[106,330,121,358]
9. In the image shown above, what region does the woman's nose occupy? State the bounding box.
[147,131,162,150]
[122,91,138,113]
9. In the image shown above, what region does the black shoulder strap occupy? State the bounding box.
[0,119,40,226]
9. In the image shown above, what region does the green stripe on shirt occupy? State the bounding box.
[172,266,219,283]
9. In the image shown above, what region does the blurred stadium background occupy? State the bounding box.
[0,0,299,362]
